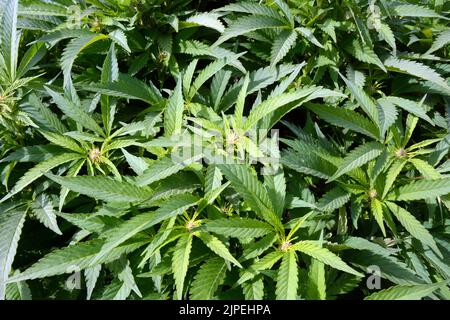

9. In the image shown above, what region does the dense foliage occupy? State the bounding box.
[0,0,450,300]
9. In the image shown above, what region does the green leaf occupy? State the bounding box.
[376,97,398,137]
[100,43,119,134]
[39,131,84,154]
[242,276,264,300]
[274,0,294,26]
[316,187,351,212]
[238,250,284,285]
[45,87,104,136]
[409,158,441,180]
[260,88,344,131]
[351,248,425,285]
[306,104,380,140]
[35,29,93,44]
[268,63,303,98]
[172,233,193,300]
[188,54,243,101]
[5,275,32,300]
[17,1,68,16]
[204,165,223,194]
[264,169,286,216]
[0,145,64,163]
[113,258,142,300]
[58,159,85,211]
[427,29,450,54]
[210,69,232,111]
[387,178,450,201]
[16,42,46,79]
[370,148,390,184]
[371,198,386,237]
[204,218,273,239]
[328,142,384,182]
[296,27,324,49]
[282,149,335,179]
[326,274,361,299]
[0,208,26,299]
[292,241,363,277]
[385,202,441,256]
[241,233,277,261]
[190,257,227,300]
[179,41,246,73]
[217,2,285,20]
[401,112,418,147]
[1,153,83,202]
[384,57,450,93]
[108,29,130,53]
[184,12,225,33]
[244,88,316,130]
[340,73,379,124]
[306,256,326,300]
[217,163,282,231]
[136,154,203,187]
[346,66,366,88]
[91,194,199,265]
[22,93,67,134]
[7,237,148,283]
[31,194,61,235]
[46,174,154,203]
[138,217,176,268]
[196,231,242,267]
[378,23,396,52]
[81,74,163,105]
[214,15,288,46]
[102,43,119,84]
[182,59,198,98]
[342,237,394,257]
[365,282,447,300]
[286,212,313,239]
[276,250,298,300]
[391,4,446,19]
[85,265,101,300]
[61,34,108,87]
[270,30,297,67]
[219,63,302,112]
[347,39,386,72]
[1,0,19,81]
[121,149,149,176]
[348,250,423,285]
[383,96,434,125]
[164,77,184,136]
[382,159,407,199]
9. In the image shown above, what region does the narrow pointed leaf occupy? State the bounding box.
[387,178,450,201]
[293,241,363,277]
[275,250,298,300]
[172,233,193,300]
[385,202,441,256]
[328,142,384,182]
[46,174,154,203]
[0,209,26,299]
[365,282,447,300]
[190,257,227,299]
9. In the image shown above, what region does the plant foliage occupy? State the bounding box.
[0,0,449,301]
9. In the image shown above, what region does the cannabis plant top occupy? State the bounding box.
[0,0,449,300]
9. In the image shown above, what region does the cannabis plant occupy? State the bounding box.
[0,0,449,300]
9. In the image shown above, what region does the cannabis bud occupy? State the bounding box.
[88,148,102,163]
